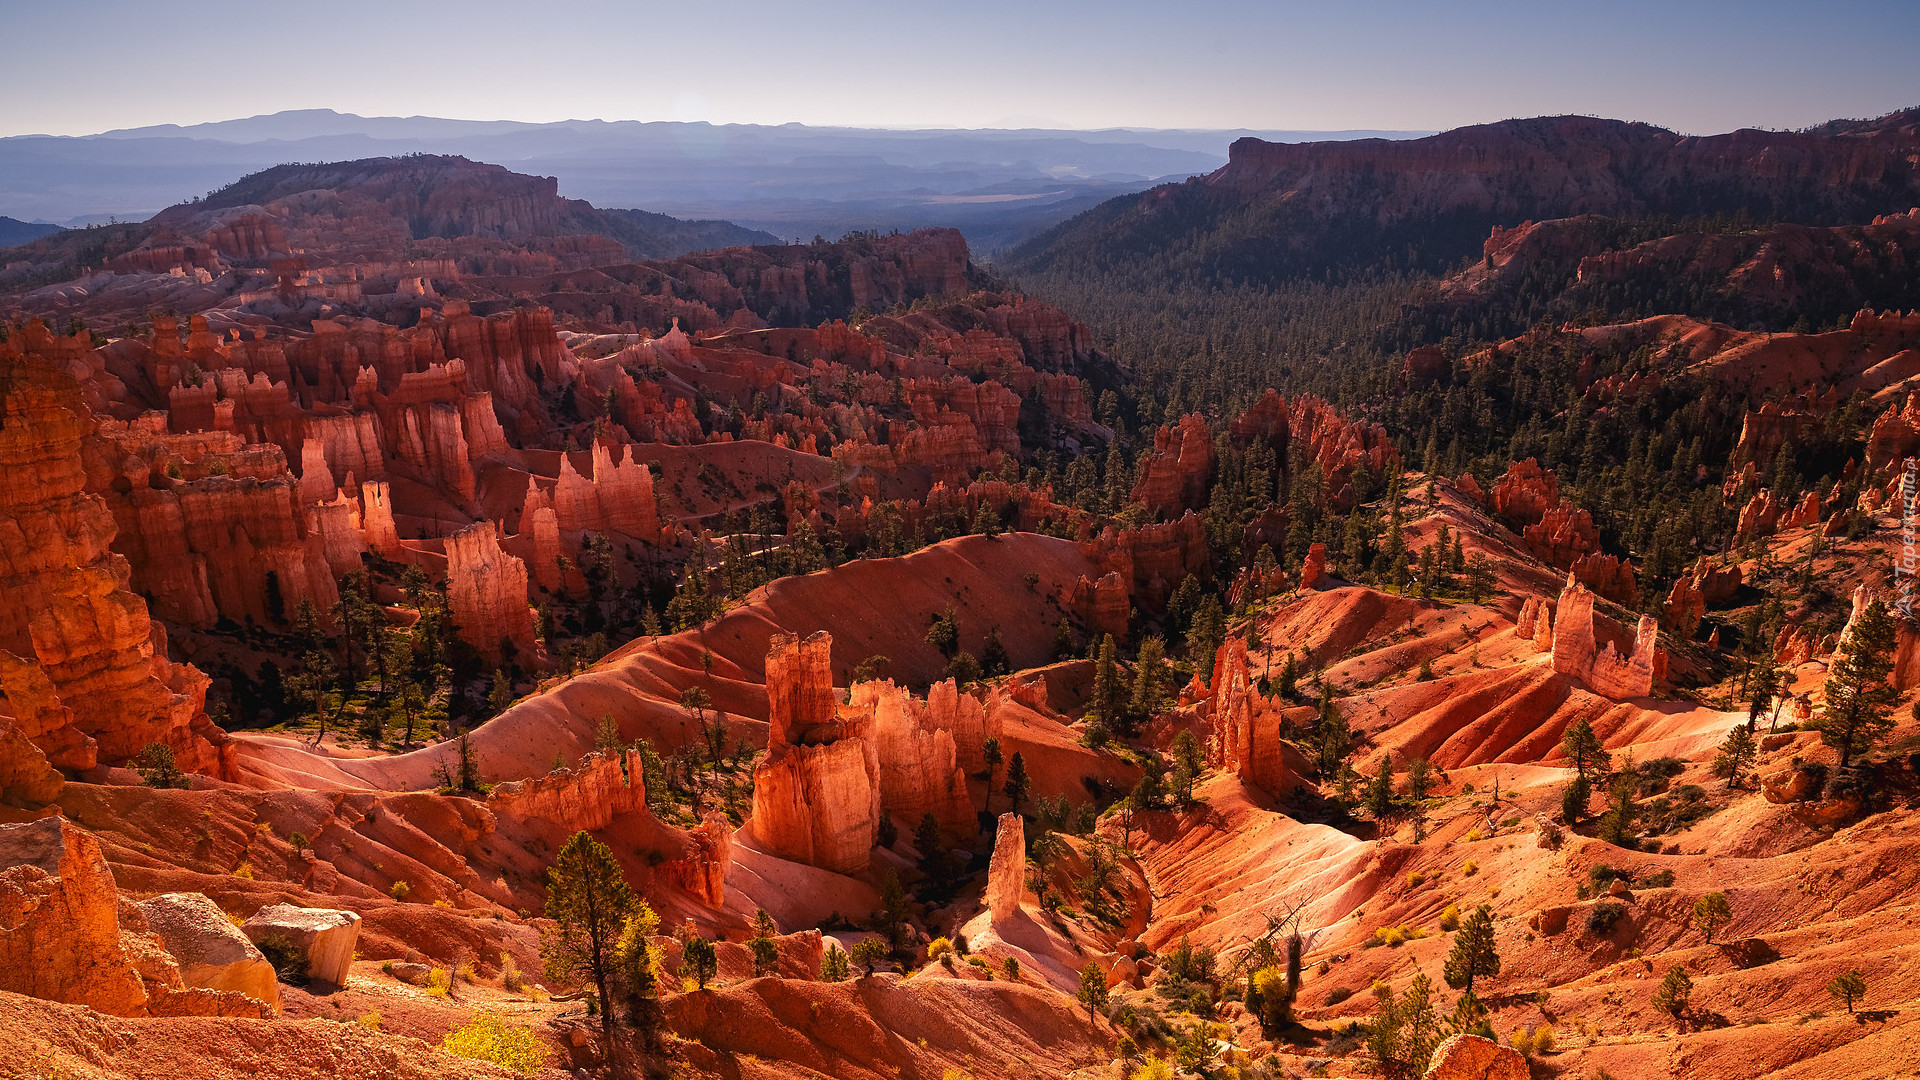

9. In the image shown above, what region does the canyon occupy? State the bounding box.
[1,113,1919,1080]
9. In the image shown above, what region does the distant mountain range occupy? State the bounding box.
[0,109,1428,253]
[0,216,58,248]
[1011,110,1920,284]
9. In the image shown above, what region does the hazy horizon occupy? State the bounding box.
[4,0,1917,138]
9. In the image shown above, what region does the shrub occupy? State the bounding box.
[1462,859,1479,876]
[356,1010,383,1032]
[1465,827,1484,842]
[1510,1023,1554,1055]
[388,879,412,901]
[1324,986,1354,1006]
[1586,903,1627,936]
[1439,903,1461,932]
[1128,1061,1174,1080]
[1642,868,1675,889]
[500,953,523,992]
[441,1011,548,1074]
[1185,986,1214,1017]
[1406,871,1426,887]
[927,937,954,961]
[425,967,451,996]
[1538,822,1563,849]
[966,954,993,977]
[253,932,309,985]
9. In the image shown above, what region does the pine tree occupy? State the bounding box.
[1818,598,1899,767]
[981,628,1010,676]
[1652,965,1692,1021]
[1692,892,1731,944]
[1187,595,1226,675]
[1560,772,1592,825]
[1597,761,1639,848]
[681,935,717,989]
[1560,716,1610,782]
[1404,757,1434,841]
[541,831,638,1044]
[1003,752,1032,817]
[1089,634,1121,724]
[1130,635,1168,721]
[1712,725,1757,789]
[1443,904,1500,994]
[914,813,949,888]
[1076,962,1108,1024]
[1364,755,1398,825]
[1827,969,1866,1014]
[820,944,852,981]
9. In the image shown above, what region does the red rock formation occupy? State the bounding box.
[1733,403,1809,466]
[851,679,975,838]
[1550,574,1658,699]
[1780,490,1823,530]
[1132,414,1215,518]
[1523,503,1600,569]
[1491,459,1558,528]
[0,816,151,1015]
[752,632,880,875]
[1455,472,1487,506]
[1514,595,1554,652]
[1300,542,1328,591]
[1736,488,1785,542]
[552,442,660,543]
[1080,511,1209,609]
[0,334,226,773]
[444,522,537,665]
[1068,572,1130,640]
[1205,638,1307,797]
[1402,345,1447,388]
[985,813,1025,924]
[1569,552,1637,607]
[485,748,647,832]
[661,814,733,909]
[1663,575,1706,638]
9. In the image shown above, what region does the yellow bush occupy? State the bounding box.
[441,1011,548,1074]
[1373,926,1426,948]
[1129,1060,1175,1080]
[1462,859,1479,876]
[231,862,254,879]
[356,1010,383,1032]
[1406,871,1426,887]
[1510,1023,1554,1056]
[425,968,451,997]
[1465,828,1484,843]
[1439,903,1461,931]
[388,880,411,901]
[927,937,954,961]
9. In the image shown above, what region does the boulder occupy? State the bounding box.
[138,892,281,1012]
[1528,905,1571,936]
[1423,1033,1529,1080]
[243,903,362,988]
[387,960,431,984]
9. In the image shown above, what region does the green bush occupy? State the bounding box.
[1586,902,1627,936]
[253,932,309,985]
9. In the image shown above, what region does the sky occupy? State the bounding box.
[2,0,1917,136]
